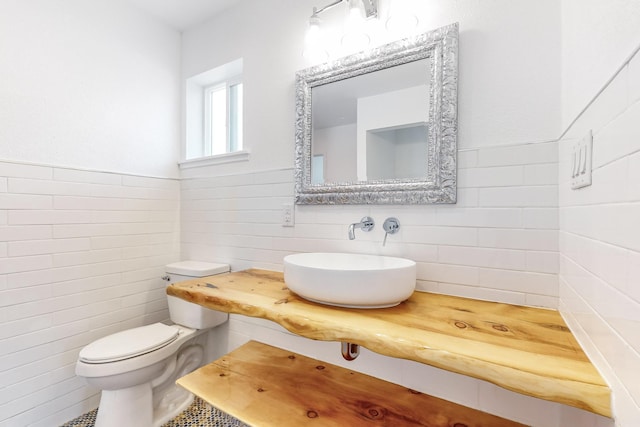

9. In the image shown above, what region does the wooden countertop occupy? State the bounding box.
[167,269,611,417]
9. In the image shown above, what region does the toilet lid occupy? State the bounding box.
[79,323,180,363]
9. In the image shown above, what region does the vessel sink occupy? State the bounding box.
[283,253,416,308]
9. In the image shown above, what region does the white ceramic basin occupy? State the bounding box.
[283,253,417,308]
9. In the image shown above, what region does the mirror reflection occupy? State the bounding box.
[311,59,430,184]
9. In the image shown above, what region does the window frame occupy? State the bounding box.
[203,75,243,157]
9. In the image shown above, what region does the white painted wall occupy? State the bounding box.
[181,0,562,175]
[560,1,640,425]
[0,1,182,425]
[561,0,640,129]
[0,0,182,178]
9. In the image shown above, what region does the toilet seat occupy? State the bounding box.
[79,323,180,364]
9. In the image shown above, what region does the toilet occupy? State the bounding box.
[76,261,229,427]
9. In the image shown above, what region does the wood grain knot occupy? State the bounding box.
[453,423,468,427]
[363,406,385,420]
[219,373,226,377]
[257,388,265,392]
[275,298,289,304]
[306,410,318,418]
[492,324,509,332]
[316,365,325,370]
[288,355,296,359]
[454,321,468,329]
[408,389,421,394]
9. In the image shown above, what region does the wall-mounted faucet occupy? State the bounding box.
[348,216,374,240]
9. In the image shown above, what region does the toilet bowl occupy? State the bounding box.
[75,261,229,427]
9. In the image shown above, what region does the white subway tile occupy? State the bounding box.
[479,185,558,207]
[122,175,179,190]
[0,255,52,275]
[252,168,294,184]
[479,228,558,251]
[525,251,559,274]
[435,282,526,306]
[0,225,52,242]
[0,162,53,180]
[0,242,6,258]
[630,53,640,106]
[435,207,522,228]
[627,150,640,201]
[52,248,122,268]
[0,286,51,307]
[458,165,524,188]
[53,223,122,239]
[53,168,122,185]
[405,226,478,246]
[52,299,123,326]
[0,177,7,192]
[625,249,640,303]
[7,210,91,225]
[0,193,53,210]
[524,163,558,185]
[524,293,557,309]
[438,245,526,270]
[0,315,52,340]
[523,208,558,229]
[52,274,121,297]
[477,142,558,167]
[478,268,558,296]
[457,149,478,168]
[455,188,479,207]
[417,262,479,286]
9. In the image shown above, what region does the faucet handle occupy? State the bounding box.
[382,217,400,246]
[360,216,374,231]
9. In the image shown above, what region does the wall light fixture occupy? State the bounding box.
[303,0,419,62]
[303,0,379,61]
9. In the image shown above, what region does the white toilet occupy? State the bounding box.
[76,261,229,427]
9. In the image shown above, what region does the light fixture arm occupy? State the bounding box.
[313,0,343,16]
[361,0,378,19]
[310,0,378,19]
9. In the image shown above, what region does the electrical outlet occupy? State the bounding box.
[282,203,295,227]
[571,130,593,190]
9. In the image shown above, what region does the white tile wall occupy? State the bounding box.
[182,141,559,308]
[0,161,180,427]
[176,141,609,426]
[559,46,640,426]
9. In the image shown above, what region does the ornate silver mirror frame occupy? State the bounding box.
[294,22,458,204]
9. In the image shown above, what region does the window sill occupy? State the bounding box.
[179,150,250,169]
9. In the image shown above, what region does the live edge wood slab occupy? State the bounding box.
[178,340,526,427]
[167,269,611,418]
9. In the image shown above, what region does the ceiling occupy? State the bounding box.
[125,0,241,32]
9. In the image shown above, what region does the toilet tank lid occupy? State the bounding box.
[165,260,229,277]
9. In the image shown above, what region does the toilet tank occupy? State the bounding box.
[164,261,230,329]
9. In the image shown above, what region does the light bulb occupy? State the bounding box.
[346,0,366,30]
[303,13,328,62]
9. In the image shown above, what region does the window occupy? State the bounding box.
[204,78,243,156]
[183,58,247,165]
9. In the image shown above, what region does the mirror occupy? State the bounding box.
[294,23,458,204]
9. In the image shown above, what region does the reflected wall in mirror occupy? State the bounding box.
[295,22,458,204]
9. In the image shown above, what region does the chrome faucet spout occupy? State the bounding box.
[348,216,374,240]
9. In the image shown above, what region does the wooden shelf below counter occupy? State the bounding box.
[167,269,611,417]
[178,340,527,427]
